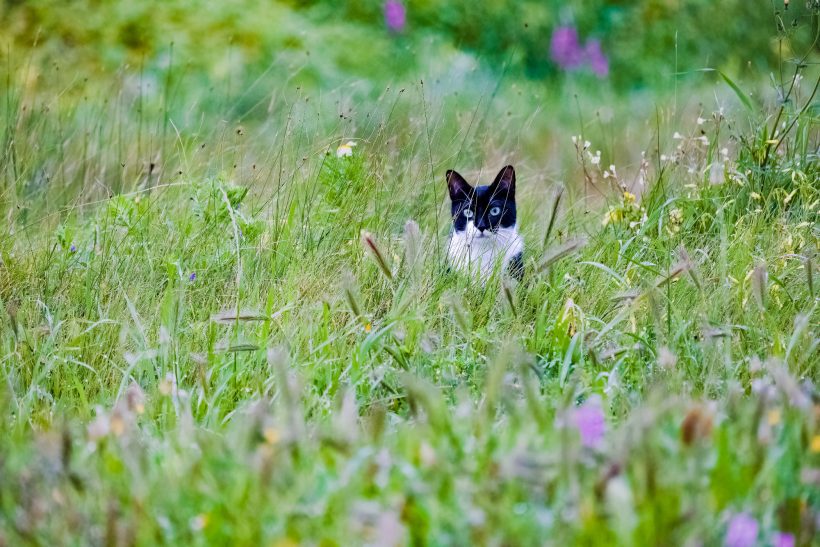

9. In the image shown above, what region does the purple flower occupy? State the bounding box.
[189,272,196,282]
[550,26,585,69]
[572,396,606,448]
[725,513,758,547]
[773,532,795,547]
[69,244,77,253]
[585,39,609,78]
[384,1,406,33]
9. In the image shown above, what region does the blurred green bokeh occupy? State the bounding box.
[1,0,816,94]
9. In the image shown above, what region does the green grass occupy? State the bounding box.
[1,6,819,545]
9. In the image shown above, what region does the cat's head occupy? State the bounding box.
[446,165,516,236]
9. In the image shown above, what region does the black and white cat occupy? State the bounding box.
[446,165,524,282]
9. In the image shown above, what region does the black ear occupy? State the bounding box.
[491,165,515,199]
[446,170,473,201]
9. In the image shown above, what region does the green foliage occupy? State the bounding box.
[0,1,819,545]
[1,0,818,94]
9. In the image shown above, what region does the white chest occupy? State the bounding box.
[447,224,524,282]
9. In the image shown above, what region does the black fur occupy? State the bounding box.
[446,166,517,234]
[508,251,524,281]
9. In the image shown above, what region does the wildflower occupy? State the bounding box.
[572,396,606,448]
[189,272,197,282]
[602,207,622,226]
[668,208,683,234]
[383,1,406,32]
[725,513,758,547]
[336,140,357,158]
[585,39,609,78]
[69,243,77,253]
[550,26,585,69]
[767,409,781,426]
[697,117,706,125]
[750,192,762,201]
[588,150,602,165]
[811,435,820,453]
[622,191,635,204]
[773,532,795,547]
[669,208,683,224]
[263,426,281,445]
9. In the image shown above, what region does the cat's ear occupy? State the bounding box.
[446,170,473,201]
[491,165,515,198]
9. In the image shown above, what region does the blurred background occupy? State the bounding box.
[2,1,817,107]
[0,1,818,218]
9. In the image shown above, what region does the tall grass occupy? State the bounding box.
[0,5,819,545]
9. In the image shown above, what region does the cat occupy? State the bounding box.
[446,165,524,282]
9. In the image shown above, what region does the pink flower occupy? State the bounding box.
[550,26,585,69]
[585,39,609,78]
[772,532,795,547]
[384,1,406,33]
[725,513,758,547]
[572,396,606,448]
[550,26,610,78]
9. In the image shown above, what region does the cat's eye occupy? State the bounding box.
[463,209,474,218]
[489,206,501,216]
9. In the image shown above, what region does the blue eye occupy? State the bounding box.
[490,206,501,216]
[463,209,474,218]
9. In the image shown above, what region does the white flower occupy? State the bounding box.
[588,150,601,165]
[336,140,357,158]
[673,132,683,139]
[696,117,705,125]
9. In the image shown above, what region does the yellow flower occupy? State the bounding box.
[767,409,781,426]
[364,322,373,333]
[602,208,622,226]
[668,208,683,234]
[750,192,762,201]
[263,427,281,445]
[623,191,636,204]
[811,435,820,453]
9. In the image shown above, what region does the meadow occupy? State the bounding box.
[0,1,818,545]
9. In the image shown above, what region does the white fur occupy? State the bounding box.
[447,222,523,282]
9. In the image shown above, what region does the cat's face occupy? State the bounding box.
[447,165,516,236]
